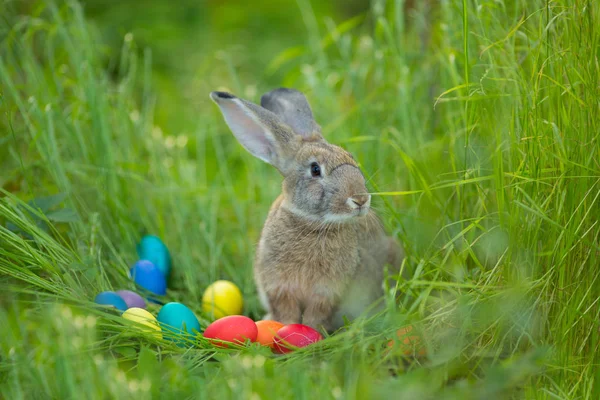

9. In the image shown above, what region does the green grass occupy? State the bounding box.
[1,0,599,398]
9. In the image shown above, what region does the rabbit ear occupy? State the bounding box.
[260,88,321,138]
[210,91,296,172]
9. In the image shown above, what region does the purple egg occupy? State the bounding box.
[116,290,146,309]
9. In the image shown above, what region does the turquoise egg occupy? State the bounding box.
[157,302,201,344]
[95,291,128,312]
[137,235,171,278]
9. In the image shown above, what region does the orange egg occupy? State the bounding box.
[386,325,426,356]
[255,320,285,347]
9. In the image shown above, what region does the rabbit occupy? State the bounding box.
[210,88,403,332]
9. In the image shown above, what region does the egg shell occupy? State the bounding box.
[94,291,128,312]
[273,324,323,354]
[255,320,285,347]
[116,290,146,309]
[203,315,258,348]
[386,325,426,356]
[157,302,201,343]
[202,280,243,319]
[130,260,167,296]
[137,235,171,277]
[122,307,162,338]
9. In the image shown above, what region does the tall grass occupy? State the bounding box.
[1,0,599,398]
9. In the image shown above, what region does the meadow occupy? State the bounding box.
[1,0,599,398]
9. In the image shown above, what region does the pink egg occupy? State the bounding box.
[203,315,258,347]
[273,324,323,354]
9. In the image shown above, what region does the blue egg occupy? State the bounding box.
[157,302,201,343]
[95,291,128,312]
[129,260,167,296]
[137,235,171,278]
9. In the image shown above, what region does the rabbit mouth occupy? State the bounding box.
[321,196,371,223]
[323,207,369,223]
[356,207,369,217]
[352,206,370,219]
[281,199,369,224]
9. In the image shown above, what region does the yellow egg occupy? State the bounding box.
[122,307,162,339]
[202,280,243,319]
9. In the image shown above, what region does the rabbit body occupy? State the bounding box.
[210,88,403,331]
[256,194,401,331]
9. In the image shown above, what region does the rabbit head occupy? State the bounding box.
[210,88,370,224]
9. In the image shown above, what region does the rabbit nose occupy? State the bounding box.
[350,194,370,207]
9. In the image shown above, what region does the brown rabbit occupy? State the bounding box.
[210,88,403,332]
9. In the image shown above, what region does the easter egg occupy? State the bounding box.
[255,320,285,347]
[157,302,201,342]
[137,235,171,277]
[386,325,426,356]
[203,315,258,347]
[94,291,128,312]
[123,307,162,338]
[202,280,243,318]
[129,260,167,296]
[116,290,146,309]
[273,324,323,354]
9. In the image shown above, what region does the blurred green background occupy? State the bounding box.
[85,0,369,137]
[1,0,599,398]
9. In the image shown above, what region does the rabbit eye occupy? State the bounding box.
[310,162,321,177]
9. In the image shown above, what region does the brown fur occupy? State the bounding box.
[210,89,404,332]
[256,199,401,331]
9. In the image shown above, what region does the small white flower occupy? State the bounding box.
[128,379,139,392]
[245,85,257,99]
[152,126,163,139]
[140,378,151,392]
[74,316,85,329]
[165,136,176,149]
[359,36,373,50]
[61,306,73,319]
[85,315,97,328]
[373,2,384,15]
[130,110,140,123]
[301,64,315,76]
[176,135,188,148]
[116,370,126,383]
[241,355,253,369]
[332,387,343,399]
[253,355,266,368]
[124,33,133,43]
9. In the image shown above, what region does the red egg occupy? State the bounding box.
[203,315,258,347]
[273,324,323,354]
